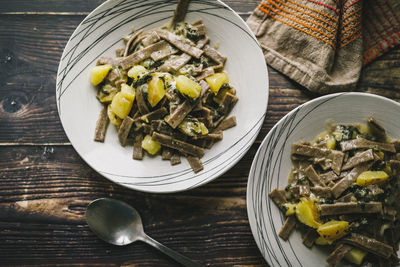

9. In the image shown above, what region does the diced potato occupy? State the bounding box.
[110,92,133,119]
[313,131,336,149]
[141,135,161,155]
[283,203,296,216]
[175,75,201,99]
[317,220,349,243]
[90,64,112,86]
[326,135,336,149]
[147,76,166,107]
[205,72,229,94]
[107,105,122,126]
[120,83,135,102]
[295,197,321,228]
[356,171,389,186]
[127,65,148,80]
[315,236,330,245]
[178,120,208,137]
[344,248,367,265]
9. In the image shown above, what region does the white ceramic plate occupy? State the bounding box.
[247,92,400,266]
[56,0,269,193]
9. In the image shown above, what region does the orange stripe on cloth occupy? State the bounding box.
[286,0,338,23]
[257,5,335,48]
[340,12,361,30]
[305,0,339,14]
[260,1,336,36]
[343,0,361,12]
[363,34,379,60]
[261,0,338,33]
[341,25,361,43]
[341,20,361,36]
[362,50,372,63]
[363,32,377,64]
[259,2,335,42]
[339,31,361,48]
[341,6,362,24]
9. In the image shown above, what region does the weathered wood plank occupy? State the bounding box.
[0,0,259,13]
[0,14,304,144]
[2,14,399,144]
[0,144,258,201]
[0,145,264,265]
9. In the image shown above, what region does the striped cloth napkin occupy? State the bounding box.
[247,0,400,94]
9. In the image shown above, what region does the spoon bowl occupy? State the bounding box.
[85,198,144,246]
[85,198,203,267]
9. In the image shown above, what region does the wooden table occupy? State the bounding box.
[1,1,400,266]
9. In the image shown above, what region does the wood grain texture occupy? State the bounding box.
[1,0,400,266]
[0,0,259,13]
[0,145,264,266]
[0,14,307,143]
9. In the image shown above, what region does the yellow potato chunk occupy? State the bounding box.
[356,171,389,186]
[127,65,148,80]
[317,220,349,244]
[110,92,133,119]
[107,105,122,126]
[205,72,229,94]
[90,64,112,86]
[295,197,321,228]
[313,131,336,149]
[175,75,201,99]
[345,248,367,265]
[120,83,135,102]
[326,135,336,149]
[141,135,161,155]
[147,76,166,107]
[283,203,296,216]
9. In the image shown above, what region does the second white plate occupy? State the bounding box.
[247,92,400,266]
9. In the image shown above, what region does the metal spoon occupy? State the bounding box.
[85,198,203,267]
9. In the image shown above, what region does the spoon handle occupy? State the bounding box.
[141,234,204,267]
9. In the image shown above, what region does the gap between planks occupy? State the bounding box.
[0,11,90,15]
[0,142,71,146]
[0,11,252,16]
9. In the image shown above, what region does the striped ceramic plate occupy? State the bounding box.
[247,92,400,266]
[56,0,269,193]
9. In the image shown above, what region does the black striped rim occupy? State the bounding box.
[248,93,350,266]
[56,0,268,191]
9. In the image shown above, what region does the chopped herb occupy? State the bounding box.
[134,73,153,88]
